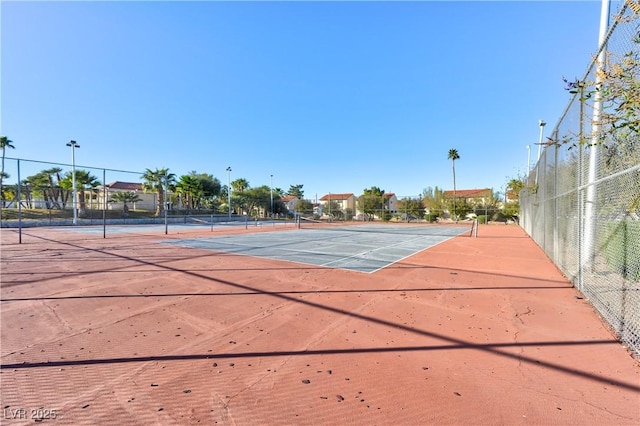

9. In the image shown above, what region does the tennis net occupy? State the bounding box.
[297,216,473,237]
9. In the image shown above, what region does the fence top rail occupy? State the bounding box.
[4,157,144,176]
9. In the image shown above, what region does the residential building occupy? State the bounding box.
[98,181,158,212]
[443,188,493,206]
[383,193,399,213]
[350,192,399,220]
[505,189,519,204]
[281,195,299,214]
[318,193,356,217]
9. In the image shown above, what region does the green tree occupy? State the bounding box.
[142,168,176,216]
[447,148,460,219]
[229,178,250,215]
[220,185,229,203]
[61,169,101,216]
[324,200,342,219]
[502,176,527,222]
[23,174,45,209]
[109,191,142,216]
[296,199,314,216]
[597,39,640,213]
[397,197,424,221]
[422,186,446,212]
[25,168,66,209]
[0,136,15,201]
[506,177,525,199]
[244,185,272,218]
[1,178,17,208]
[193,172,222,209]
[231,178,249,193]
[175,174,202,211]
[287,184,304,199]
[175,171,223,210]
[358,186,385,221]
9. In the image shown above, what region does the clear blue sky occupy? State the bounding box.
[1,1,609,200]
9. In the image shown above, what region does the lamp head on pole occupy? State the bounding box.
[67,140,80,148]
[538,120,546,128]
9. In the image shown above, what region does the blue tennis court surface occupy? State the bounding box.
[163,224,470,273]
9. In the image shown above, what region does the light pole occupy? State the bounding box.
[226,166,232,220]
[535,120,546,187]
[537,119,546,162]
[270,174,273,219]
[66,140,80,225]
[164,173,168,235]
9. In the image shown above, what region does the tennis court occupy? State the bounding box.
[1,223,638,425]
[164,224,470,273]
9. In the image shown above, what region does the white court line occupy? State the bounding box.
[166,226,470,273]
[320,226,470,272]
[319,234,427,267]
[365,231,466,274]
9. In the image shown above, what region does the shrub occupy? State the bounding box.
[425,213,439,223]
[492,211,509,223]
[602,219,640,282]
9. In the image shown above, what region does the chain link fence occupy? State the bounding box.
[0,158,149,225]
[520,3,640,358]
[296,193,505,224]
[0,158,252,232]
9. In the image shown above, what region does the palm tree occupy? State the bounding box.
[230,178,249,193]
[230,178,250,215]
[175,174,202,211]
[62,169,101,216]
[109,191,142,216]
[142,168,176,216]
[0,173,17,206]
[506,178,525,200]
[0,171,10,210]
[29,168,65,209]
[448,148,460,220]
[0,136,15,203]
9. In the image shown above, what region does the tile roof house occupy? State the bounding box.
[318,193,356,217]
[382,192,399,213]
[443,188,493,205]
[505,189,519,203]
[316,192,400,219]
[99,181,158,211]
[106,182,144,191]
[352,192,400,219]
[280,195,299,213]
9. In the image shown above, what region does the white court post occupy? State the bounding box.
[226,166,232,220]
[164,174,168,235]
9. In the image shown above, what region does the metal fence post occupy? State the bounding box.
[17,159,21,244]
